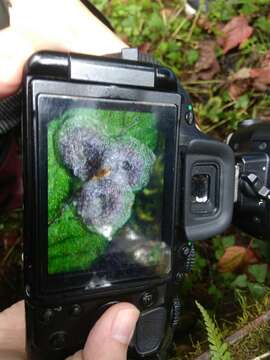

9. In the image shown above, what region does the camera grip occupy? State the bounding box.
[25,284,176,360]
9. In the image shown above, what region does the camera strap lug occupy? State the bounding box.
[234,164,240,202]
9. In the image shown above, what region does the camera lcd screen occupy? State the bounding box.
[37,94,177,288]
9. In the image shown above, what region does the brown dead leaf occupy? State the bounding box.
[228,64,270,98]
[228,81,250,99]
[228,67,252,99]
[160,8,175,20]
[250,67,270,91]
[139,42,152,53]
[261,50,270,68]
[218,246,247,273]
[195,40,220,80]
[219,16,253,54]
[197,15,213,32]
[229,67,252,81]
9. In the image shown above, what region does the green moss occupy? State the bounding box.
[48,120,72,222]
[48,204,107,273]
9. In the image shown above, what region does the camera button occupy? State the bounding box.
[134,307,166,355]
[70,304,82,317]
[49,331,67,350]
[185,111,194,125]
[40,308,54,324]
[140,291,156,308]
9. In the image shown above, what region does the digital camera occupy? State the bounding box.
[22,49,235,360]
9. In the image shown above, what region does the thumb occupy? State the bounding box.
[67,303,140,360]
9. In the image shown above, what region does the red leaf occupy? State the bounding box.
[228,82,249,99]
[218,246,247,273]
[139,42,152,53]
[250,67,270,91]
[250,68,270,81]
[243,248,260,265]
[219,16,253,54]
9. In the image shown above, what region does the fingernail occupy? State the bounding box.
[111,308,140,345]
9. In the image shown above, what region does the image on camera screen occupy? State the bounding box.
[43,96,173,286]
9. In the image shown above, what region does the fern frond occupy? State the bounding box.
[196,301,232,360]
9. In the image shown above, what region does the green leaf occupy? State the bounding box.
[213,235,236,260]
[48,204,107,274]
[195,254,208,270]
[222,236,235,249]
[148,12,164,30]
[208,284,223,301]
[209,0,236,22]
[235,94,249,110]
[240,0,258,15]
[232,274,248,288]
[186,49,199,65]
[255,16,270,34]
[204,97,223,123]
[248,283,268,299]
[248,264,268,284]
[252,240,270,262]
[58,108,158,151]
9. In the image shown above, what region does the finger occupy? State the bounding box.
[0,301,25,352]
[0,350,25,360]
[0,0,127,98]
[66,303,140,360]
[10,0,127,56]
[0,28,34,97]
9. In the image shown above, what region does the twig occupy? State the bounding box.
[194,309,270,360]
[156,0,164,7]
[182,80,225,85]
[204,119,228,134]
[187,10,201,42]
[169,5,184,24]
[172,18,189,38]
[253,352,270,360]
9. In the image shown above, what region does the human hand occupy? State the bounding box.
[0,301,140,360]
[0,2,136,359]
[0,0,127,97]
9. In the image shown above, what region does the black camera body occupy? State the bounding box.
[23,49,235,360]
[229,121,270,240]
